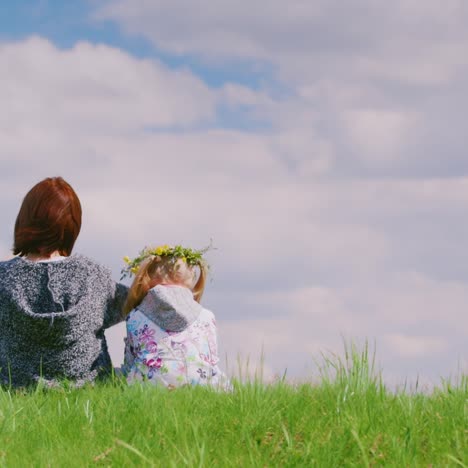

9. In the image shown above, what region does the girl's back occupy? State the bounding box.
[123,285,225,387]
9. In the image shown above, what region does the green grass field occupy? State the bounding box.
[0,348,466,467]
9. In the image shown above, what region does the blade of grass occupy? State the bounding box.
[115,438,154,466]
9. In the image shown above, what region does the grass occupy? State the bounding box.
[0,346,466,467]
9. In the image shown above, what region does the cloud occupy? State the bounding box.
[0,36,217,150]
[384,334,448,358]
[95,0,468,178]
[95,1,468,84]
[342,109,420,167]
[215,273,467,383]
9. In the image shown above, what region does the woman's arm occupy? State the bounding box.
[103,281,129,329]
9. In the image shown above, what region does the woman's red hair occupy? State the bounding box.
[13,177,82,257]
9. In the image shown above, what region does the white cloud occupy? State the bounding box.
[95,0,468,85]
[359,272,468,332]
[95,0,468,177]
[215,274,467,383]
[0,36,217,135]
[384,334,448,358]
[342,109,420,166]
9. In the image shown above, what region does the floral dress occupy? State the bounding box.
[122,285,229,389]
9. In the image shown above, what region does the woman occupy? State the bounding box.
[0,177,127,387]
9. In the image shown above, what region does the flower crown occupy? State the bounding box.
[121,244,211,280]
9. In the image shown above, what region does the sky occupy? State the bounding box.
[1,0,467,388]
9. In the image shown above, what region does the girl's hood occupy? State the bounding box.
[136,284,202,332]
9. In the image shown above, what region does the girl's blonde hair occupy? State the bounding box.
[123,255,207,315]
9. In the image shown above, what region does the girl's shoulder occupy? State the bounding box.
[126,304,216,334]
[136,285,203,333]
[197,307,217,326]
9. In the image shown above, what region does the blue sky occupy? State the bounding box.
[0,0,467,387]
[1,0,276,90]
[0,0,282,137]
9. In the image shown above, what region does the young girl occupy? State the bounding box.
[121,245,229,389]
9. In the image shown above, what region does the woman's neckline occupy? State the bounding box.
[36,255,67,263]
[24,250,63,262]
[18,254,72,264]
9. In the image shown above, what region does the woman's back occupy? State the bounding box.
[0,255,126,387]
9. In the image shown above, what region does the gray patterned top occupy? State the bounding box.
[0,255,128,387]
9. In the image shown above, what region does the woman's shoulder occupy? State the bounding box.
[0,256,36,277]
[0,257,17,267]
[0,254,104,269]
[0,258,19,279]
[0,254,113,276]
[68,254,109,270]
[50,254,113,280]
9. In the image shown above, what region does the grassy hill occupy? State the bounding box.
[0,349,466,467]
